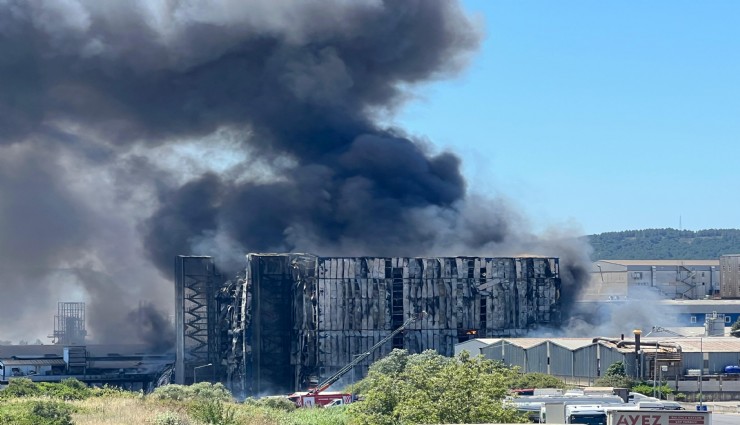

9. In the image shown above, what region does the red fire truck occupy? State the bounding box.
[288,311,426,408]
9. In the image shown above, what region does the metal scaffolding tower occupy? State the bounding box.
[50,302,87,345]
[174,256,221,384]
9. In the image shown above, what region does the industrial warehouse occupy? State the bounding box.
[457,332,740,402]
[174,254,562,396]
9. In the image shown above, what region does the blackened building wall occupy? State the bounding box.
[177,254,562,395]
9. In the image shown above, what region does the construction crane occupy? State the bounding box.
[308,310,427,395]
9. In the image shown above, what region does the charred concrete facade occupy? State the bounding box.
[175,254,562,396]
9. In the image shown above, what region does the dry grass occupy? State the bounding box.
[69,397,289,425]
[70,397,191,425]
[65,395,346,425]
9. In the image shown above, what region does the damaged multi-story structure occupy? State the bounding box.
[174,254,562,396]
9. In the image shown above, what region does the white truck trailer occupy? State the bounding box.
[606,409,711,425]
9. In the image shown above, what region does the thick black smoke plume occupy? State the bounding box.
[0,0,591,346]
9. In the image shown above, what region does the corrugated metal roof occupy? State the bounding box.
[0,345,63,358]
[476,338,503,345]
[458,338,501,348]
[648,337,740,353]
[547,338,597,350]
[493,338,545,349]
[482,338,595,350]
[467,338,605,350]
[465,336,740,354]
[599,260,719,267]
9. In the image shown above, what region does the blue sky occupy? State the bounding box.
[394,1,740,235]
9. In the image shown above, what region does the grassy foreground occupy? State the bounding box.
[0,396,349,425]
[0,379,348,425]
[0,350,544,424]
[69,396,349,425]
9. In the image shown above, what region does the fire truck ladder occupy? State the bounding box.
[309,311,427,395]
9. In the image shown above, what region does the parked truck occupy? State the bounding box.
[540,404,710,425]
[606,409,710,425]
[541,403,610,424]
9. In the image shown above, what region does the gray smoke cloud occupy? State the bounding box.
[0,0,592,346]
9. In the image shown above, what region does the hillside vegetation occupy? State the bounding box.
[588,228,740,260]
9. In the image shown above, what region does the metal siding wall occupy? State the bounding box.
[573,345,598,378]
[549,344,573,376]
[527,344,549,374]
[682,353,702,371]
[507,346,527,370]
[480,342,526,370]
[709,353,740,374]
[481,344,504,362]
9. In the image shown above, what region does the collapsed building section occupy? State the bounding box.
[175,254,562,396]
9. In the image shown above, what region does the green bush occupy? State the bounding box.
[509,372,567,390]
[595,374,636,389]
[189,399,236,425]
[0,400,74,425]
[243,396,296,412]
[151,383,233,403]
[151,384,190,401]
[631,383,672,399]
[38,378,92,400]
[0,378,99,401]
[595,361,636,389]
[0,378,41,398]
[188,382,233,402]
[91,384,141,399]
[606,361,626,377]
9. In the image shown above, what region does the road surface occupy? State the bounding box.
[712,413,737,425]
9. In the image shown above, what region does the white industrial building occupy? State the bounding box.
[585,260,720,301]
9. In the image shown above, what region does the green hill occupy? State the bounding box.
[588,228,740,260]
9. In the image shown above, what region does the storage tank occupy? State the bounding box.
[704,311,725,336]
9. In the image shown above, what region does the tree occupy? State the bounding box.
[606,361,625,377]
[348,349,525,425]
[595,361,635,389]
[731,317,740,337]
[631,383,672,399]
[508,372,567,390]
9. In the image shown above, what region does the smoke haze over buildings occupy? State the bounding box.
[0,0,593,345]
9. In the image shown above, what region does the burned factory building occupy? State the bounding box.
[175,254,562,395]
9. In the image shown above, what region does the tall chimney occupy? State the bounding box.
[633,329,642,353]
